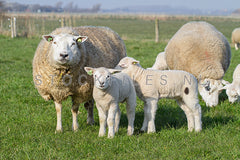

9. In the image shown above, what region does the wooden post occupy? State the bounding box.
[61,17,65,27]
[10,17,14,38]
[155,18,159,43]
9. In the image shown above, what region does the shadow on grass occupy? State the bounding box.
[119,103,235,134]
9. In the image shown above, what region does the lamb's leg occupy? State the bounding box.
[54,101,63,133]
[114,107,121,133]
[84,99,94,125]
[146,98,158,133]
[140,102,148,132]
[177,99,194,132]
[192,104,202,132]
[126,100,136,136]
[107,104,118,138]
[96,104,107,137]
[71,102,79,132]
[235,43,239,50]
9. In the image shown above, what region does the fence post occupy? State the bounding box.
[13,17,17,37]
[155,18,159,43]
[61,17,65,27]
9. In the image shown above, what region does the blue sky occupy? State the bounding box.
[5,0,240,10]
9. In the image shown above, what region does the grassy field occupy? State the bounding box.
[0,15,240,159]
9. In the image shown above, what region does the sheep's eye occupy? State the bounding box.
[107,75,110,79]
[205,86,211,91]
[234,95,238,98]
[53,41,57,44]
[72,42,76,46]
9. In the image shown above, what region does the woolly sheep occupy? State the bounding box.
[32,26,126,132]
[84,67,136,138]
[149,52,168,70]
[117,57,202,133]
[165,21,231,107]
[221,64,240,103]
[231,28,240,50]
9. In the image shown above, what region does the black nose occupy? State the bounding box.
[60,53,68,58]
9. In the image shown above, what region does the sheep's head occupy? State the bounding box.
[198,79,226,107]
[116,57,140,69]
[43,34,88,67]
[84,67,121,90]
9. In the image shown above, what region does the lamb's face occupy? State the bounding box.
[198,79,224,107]
[43,34,87,66]
[224,84,240,103]
[93,68,112,90]
[116,57,140,69]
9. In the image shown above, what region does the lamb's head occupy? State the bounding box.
[198,78,226,107]
[84,67,121,90]
[116,57,140,69]
[220,82,240,103]
[43,34,88,66]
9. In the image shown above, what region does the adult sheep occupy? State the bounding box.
[165,21,231,107]
[32,26,126,132]
[231,28,240,50]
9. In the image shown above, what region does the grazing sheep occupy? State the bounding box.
[84,67,136,138]
[165,21,231,107]
[231,28,240,50]
[32,26,126,132]
[117,57,202,133]
[221,64,240,103]
[149,52,168,70]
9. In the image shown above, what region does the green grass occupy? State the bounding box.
[0,16,240,159]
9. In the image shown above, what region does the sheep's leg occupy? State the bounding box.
[84,99,94,125]
[146,99,158,133]
[71,102,79,132]
[54,101,63,133]
[107,104,118,138]
[114,107,121,133]
[126,101,136,136]
[140,102,148,132]
[235,43,239,50]
[177,99,194,132]
[96,104,107,137]
[192,104,202,132]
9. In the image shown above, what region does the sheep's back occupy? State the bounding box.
[165,21,231,80]
[73,26,126,68]
[232,28,240,43]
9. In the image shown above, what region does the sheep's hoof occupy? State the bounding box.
[87,118,95,125]
[187,128,194,132]
[195,128,202,132]
[98,133,105,137]
[108,135,114,139]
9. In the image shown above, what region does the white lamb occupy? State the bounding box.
[232,28,240,50]
[149,52,168,70]
[84,67,136,138]
[221,64,240,103]
[117,57,202,133]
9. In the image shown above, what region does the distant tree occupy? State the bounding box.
[64,2,73,12]
[232,8,240,15]
[55,1,63,9]
[91,4,101,13]
[0,0,6,13]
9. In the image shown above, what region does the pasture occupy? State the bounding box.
[0,14,240,159]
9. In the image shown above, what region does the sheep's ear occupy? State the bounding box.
[75,36,88,43]
[132,60,139,65]
[218,85,229,92]
[84,67,94,76]
[221,80,230,85]
[108,69,121,74]
[43,35,54,42]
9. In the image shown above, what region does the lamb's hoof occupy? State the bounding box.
[195,128,202,132]
[108,135,114,139]
[98,133,105,137]
[55,129,63,134]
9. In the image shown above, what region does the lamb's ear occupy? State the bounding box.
[75,36,88,43]
[132,60,140,65]
[84,67,94,76]
[108,69,121,74]
[43,35,54,42]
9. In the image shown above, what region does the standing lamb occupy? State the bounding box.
[32,26,126,132]
[149,52,168,70]
[165,21,231,107]
[221,64,240,103]
[84,67,136,138]
[117,57,202,133]
[231,28,240,50]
